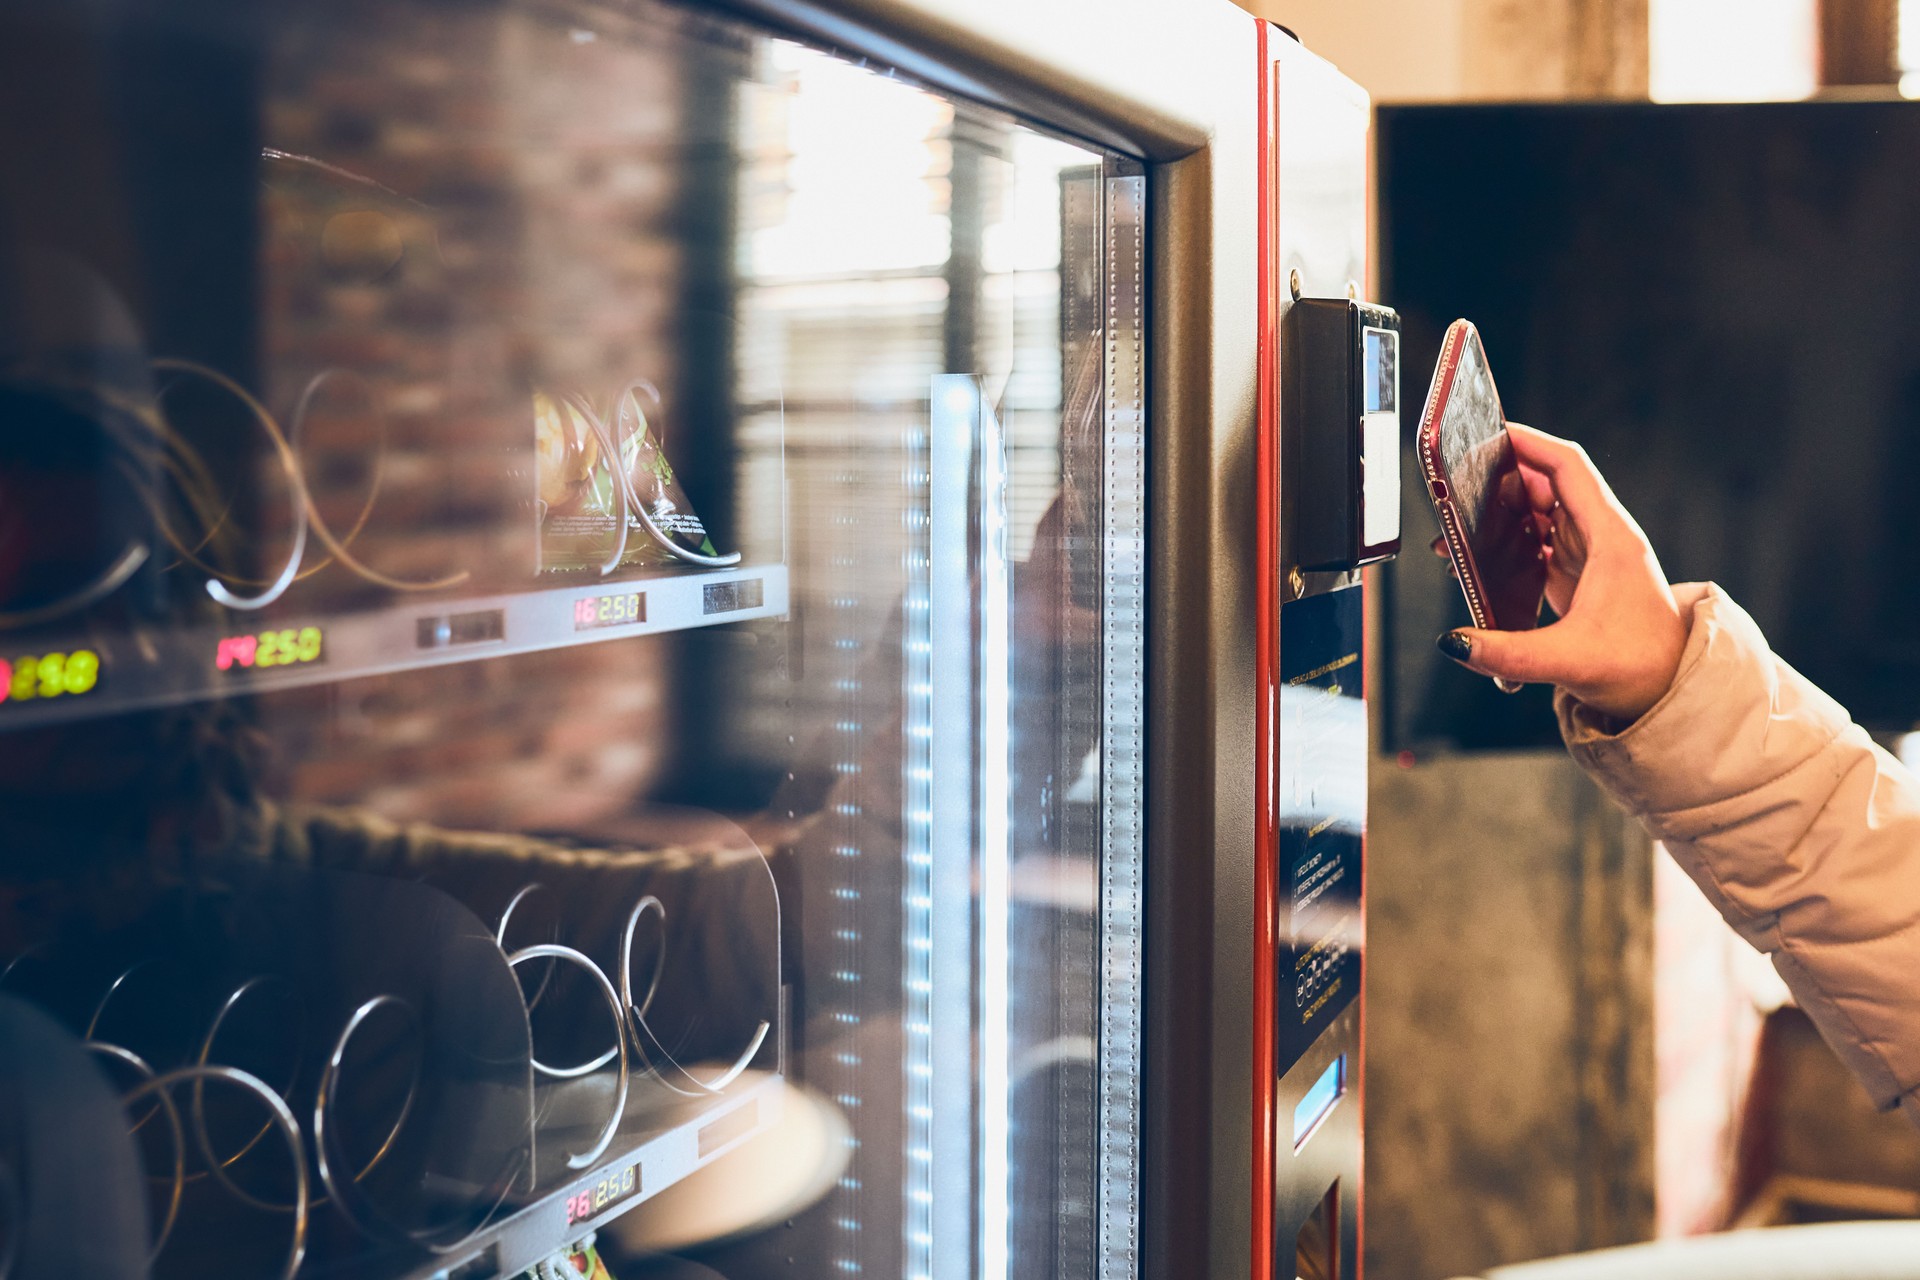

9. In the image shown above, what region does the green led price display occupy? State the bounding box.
[216,626,324,672]
[0,651,101,705]
[573,592,643,631]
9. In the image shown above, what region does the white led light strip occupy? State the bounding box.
[902,420,936,1280]
[920,377,979,1280]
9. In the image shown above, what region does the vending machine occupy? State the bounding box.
[0,2,1385,1279]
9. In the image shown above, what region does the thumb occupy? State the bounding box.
[1436,622,1587,688]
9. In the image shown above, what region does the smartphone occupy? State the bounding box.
[1417,319,1547,693]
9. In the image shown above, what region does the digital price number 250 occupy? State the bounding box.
[216,626,325,672]
[564,1161,639,1225]
[0,651,101,705]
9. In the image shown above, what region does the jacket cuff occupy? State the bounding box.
[1553,584,1855,824]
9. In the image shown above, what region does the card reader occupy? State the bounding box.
[1283,298,1403,572]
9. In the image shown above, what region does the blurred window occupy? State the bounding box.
[1902,0,1920,93]
[1649,0,1818,101]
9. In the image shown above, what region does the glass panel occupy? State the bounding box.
[0,4,1144,1280]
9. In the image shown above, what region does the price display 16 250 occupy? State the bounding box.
[216,627,324,672]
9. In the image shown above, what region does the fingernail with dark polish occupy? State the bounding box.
[1435,630,1472,663]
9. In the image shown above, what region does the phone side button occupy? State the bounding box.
[1428,478,1449,500]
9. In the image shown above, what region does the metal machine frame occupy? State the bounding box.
[703,4,1374,1277]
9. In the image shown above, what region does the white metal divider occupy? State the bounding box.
[974,378,1013,1280]
[1097,164,1148,1280]
[917,373,1013,1280]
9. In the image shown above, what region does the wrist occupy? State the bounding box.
[1572,588,1702,725]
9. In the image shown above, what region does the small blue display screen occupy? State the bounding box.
[1292,1053,1346,1150]
[1364,328,1397,414]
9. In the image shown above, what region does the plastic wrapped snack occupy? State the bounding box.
[534,381,738,576]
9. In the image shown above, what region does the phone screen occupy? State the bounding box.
[1432,325,1545,632]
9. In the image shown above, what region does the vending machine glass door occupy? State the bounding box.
[0,3,1146,1279]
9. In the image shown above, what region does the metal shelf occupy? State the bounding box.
[402,1071,786,1280]
[0,564,788,732]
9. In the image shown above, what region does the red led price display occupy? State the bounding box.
[216,626,324,672]
[0,651,101,705]
[564,1161,638,1224]
[573,592,643,631]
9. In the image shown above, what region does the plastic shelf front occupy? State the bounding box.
[404,1071,785,1280]
[0,564,788,732]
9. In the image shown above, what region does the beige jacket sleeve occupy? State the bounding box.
[1556,584,1920,1124]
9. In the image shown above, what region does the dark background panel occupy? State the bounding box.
[1379,100,1920,751]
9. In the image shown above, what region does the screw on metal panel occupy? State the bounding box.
[1288,268,1302,301]
[1287,566,1305,597]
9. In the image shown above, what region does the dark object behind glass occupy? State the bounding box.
[1380,100,1920,752]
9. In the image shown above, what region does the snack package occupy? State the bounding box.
[534,380,736,575]
[523,1239,615,1280]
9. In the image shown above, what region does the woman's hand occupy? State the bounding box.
[1434,423,1698,724]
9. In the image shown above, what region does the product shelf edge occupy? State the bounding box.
[0,564,790,733]
[399,1071,786,1280]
